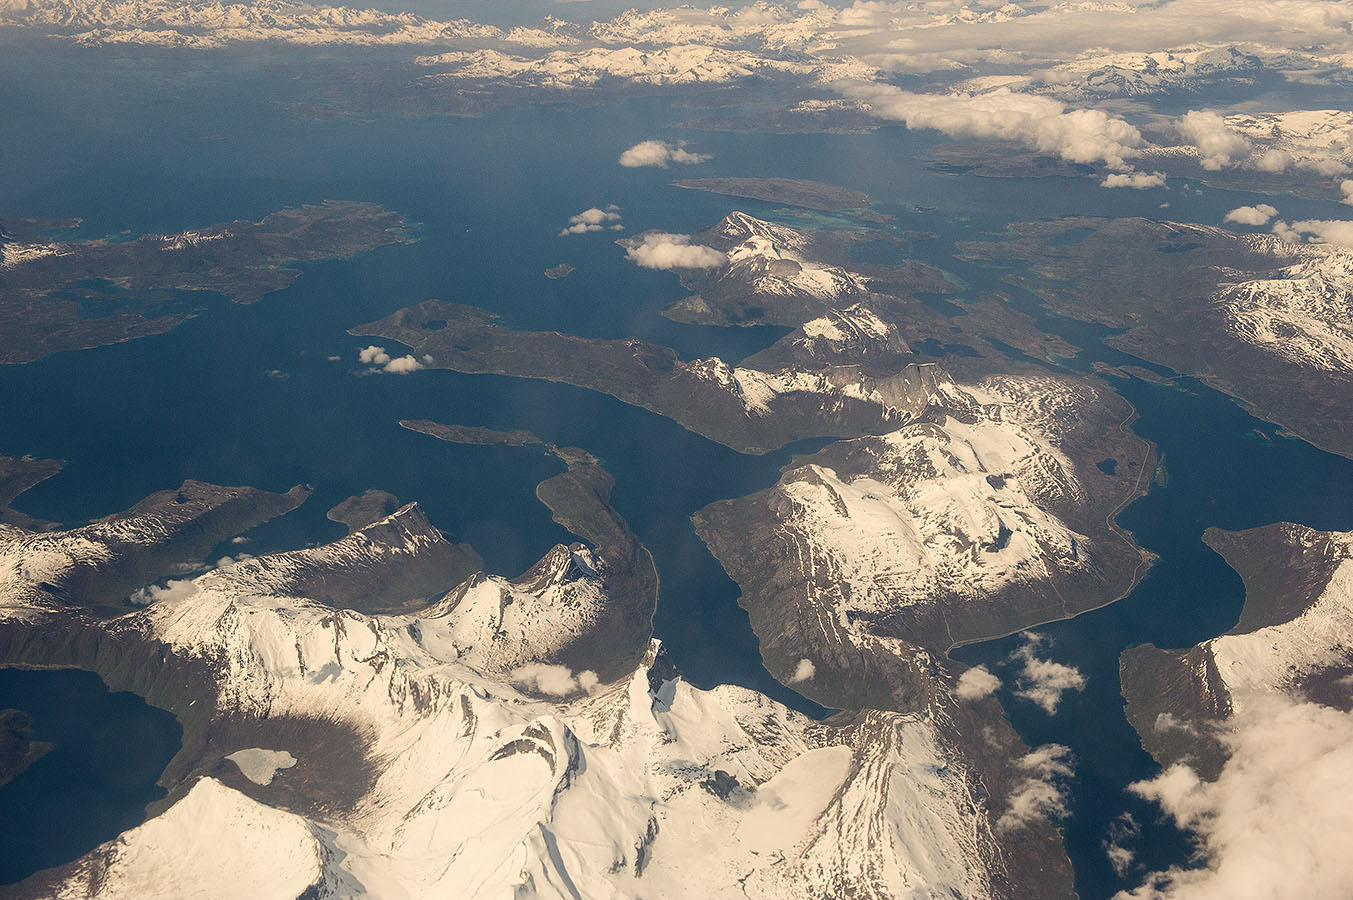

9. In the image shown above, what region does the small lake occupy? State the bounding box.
[0,668,181,885]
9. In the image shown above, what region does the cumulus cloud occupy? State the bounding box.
[560,205,623,235]
[1104,813,1141,878]
[512,662,600,698]
[1251,148,1294,173]
[1011,633,1085,714]
[954,664,1001,701]
[1153,712,1198,736]
[1223,204,1278,226]
[837,81,1145,170]
[1102,171,1166,189]
[1117,697,1353,900]
[624,233,727,270]
[1272,218,1353,247]
[788,658,816,683]
[358,345,424,374]
[382,355,424,374]
[127,552,253,606]
[1342,179,1353,205]
[996,743,1073,833]
[618,140,711,168]
[129,577,199,607]
[1177,110,1252,170]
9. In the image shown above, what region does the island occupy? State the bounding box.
[673,177,871,211]
[352,300,940,454]
[0,201,418,364]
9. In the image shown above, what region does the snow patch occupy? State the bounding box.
[226,748,298,786]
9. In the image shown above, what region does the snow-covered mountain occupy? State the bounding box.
[696,372,1150,710]
[0,483,1073,900]
[0,0,567,47]
[416,45,871,88]
[1217,240,1353,375]
[709,211,874,303]
[660,212,950,332]
[955,46,1265,100]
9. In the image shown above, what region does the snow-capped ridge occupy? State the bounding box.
[49,776,355,899]
[1215,242,1353,374]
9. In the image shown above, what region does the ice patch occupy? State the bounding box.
[226,748,298,785]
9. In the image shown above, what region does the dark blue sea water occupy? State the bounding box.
[4,39,1353,896]
[0,668,181,884]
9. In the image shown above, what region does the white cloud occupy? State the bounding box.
[1252,148,1294,173]
[618,140,711,168]
[1223,204,1278,226]
[1272,218,1353,247]
[996,743,1073,833]
[382,355,424,374]
[788,658,816,683]
[624,233,727,270]
[837,81,1145,170]
[512,662,600,697]
[1011,632,1085,714]
[358,345,424,374]
[560,205,623,235]
[1177,110,1252,170]
[1102,171,1166,189]
[129,577,199,607]
[1342,179,1353,205]
[1117,696,1353,900]
[954,664,1001,701]
[1104,813,1141,878]
[127,552,253,606]
[1153,712,1198,736]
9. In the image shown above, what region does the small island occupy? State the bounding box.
[673,177,870,211]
